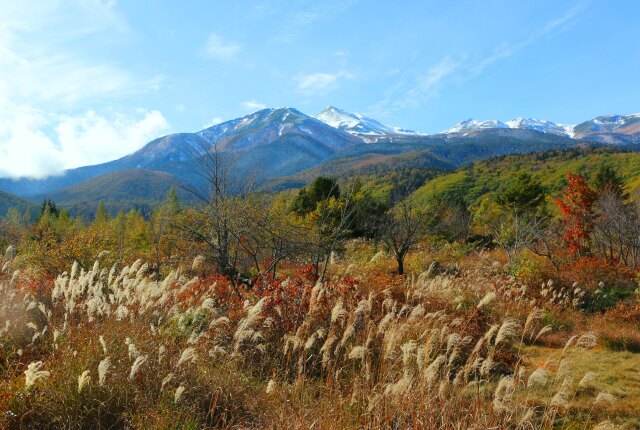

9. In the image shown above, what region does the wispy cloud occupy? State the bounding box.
[401,56,464,108]
[276,0,360,42]
[2,56,134,106]
[0,0,137,107]
[370,56,465,115]
[241,100,267,111]
[202,117,224,129]
[470,1,589,75]
[0,0,169,178]
[295,71,354,96]
[203,34,241,60]
[0,0,128,41]
[374,2,590,114]
[278,11,322,42]
[538,1,588,37]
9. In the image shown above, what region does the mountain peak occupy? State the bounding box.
[442,119,508,134]
[573,113,640,138]
[314,106,399,137]
[320,105,341,113]
[442,117,574,137]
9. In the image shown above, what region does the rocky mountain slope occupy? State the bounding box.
[0,106,638,214]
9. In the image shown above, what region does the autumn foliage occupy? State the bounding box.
[555,173,597,256]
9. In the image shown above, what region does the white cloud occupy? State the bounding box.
[0,108,64,179]
[203,34,241,60]
[0,0,171,179]
[202,117,224,129]
[0,109,169,179]
[55,110,170,169]
[241,100,267,111]
[294,71,354,96]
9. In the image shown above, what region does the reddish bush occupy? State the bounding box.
[559,256,635,289]
[16,272,55,298]
[600,302,640,326]
[555,173,597,256]
[253,268,316,333]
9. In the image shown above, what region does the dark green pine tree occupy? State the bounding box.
[40,199,59,219]
[496,171,547,215]
[593,162,627,200]
[291,176,340,216]
[94,201,109,224]
[164,188,181,214]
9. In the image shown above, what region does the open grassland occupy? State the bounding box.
[1,244,638,429]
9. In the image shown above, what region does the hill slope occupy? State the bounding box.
[0,190,37,218]
[0,108,362,197]
[39,169,195,218]
[2,107,638,204]
[263,129,581,191]
[411,147,640,207]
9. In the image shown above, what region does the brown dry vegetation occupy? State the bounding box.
[1,166,640,429]
[1,244,639,430]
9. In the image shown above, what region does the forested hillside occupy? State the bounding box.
[0,190,37,219]
[411,147,640,207]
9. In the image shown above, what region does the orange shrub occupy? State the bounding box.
[559,256,636,289]
[16,272,55,298]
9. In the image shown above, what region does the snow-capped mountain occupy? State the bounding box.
[314,106,394,135]
[314,106,417,137]
[2,106,639,200]
[505,118,575,137]
[573,114,640,138]
[197,107,359,152]
[0,108,363,196]
[442,117,574,137]
[441,119,509,134]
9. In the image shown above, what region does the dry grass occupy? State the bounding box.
[522,346,640,427]
[0,248,638,429]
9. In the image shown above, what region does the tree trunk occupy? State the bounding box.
[396,254,405,275]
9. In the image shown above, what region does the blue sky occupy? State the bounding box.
[1,0,639,178]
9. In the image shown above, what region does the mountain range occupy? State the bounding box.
[441,114,640,139]
[0,106,638,217]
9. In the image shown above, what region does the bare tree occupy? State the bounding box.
[176,141,313,285]
[492,212,551,272]
[174,142,248,283]
[593,189,640,268]
[378,195,428,275]
[228,194,307,280]
[527,221,562,271]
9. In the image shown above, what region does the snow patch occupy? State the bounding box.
[442,117,575,137]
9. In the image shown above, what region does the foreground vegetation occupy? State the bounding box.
[1,147,640,428]
[2,247,638,429]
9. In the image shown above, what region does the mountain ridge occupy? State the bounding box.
[440,113,640,140]
[1,107,639,206]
